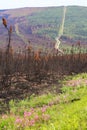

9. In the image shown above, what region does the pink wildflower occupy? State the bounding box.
[34,115,39,121]
[24,111,32,117]
[41,106,48,113]
[15,118,22,123]
[30,108,34,113]
[29,119,35,126]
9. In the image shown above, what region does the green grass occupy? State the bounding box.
[0,73,87,130]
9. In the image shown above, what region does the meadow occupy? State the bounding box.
[0,73,87,130]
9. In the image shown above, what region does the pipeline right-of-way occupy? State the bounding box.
[54,6,67,54]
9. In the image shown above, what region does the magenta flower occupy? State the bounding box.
[15,117,22,123]
[29,119,35,126]
[41,106,48,113]
[34,115,39,121]
[24,111,32,117]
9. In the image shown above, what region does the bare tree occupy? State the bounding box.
[2,18,13,89]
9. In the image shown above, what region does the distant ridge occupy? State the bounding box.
[0,6,87,50]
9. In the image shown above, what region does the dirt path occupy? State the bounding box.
[15,23,28,45]
[58,6,67,37]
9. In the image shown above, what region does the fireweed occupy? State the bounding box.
[15,105,50,128]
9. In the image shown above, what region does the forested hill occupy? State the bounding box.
[0,6,87,48]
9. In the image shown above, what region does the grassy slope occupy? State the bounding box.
[1,6,87,41]
[25,6,87,41]
[0,6,87,50]
[0,73,87,130]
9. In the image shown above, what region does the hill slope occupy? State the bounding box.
[0,6,87,49]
